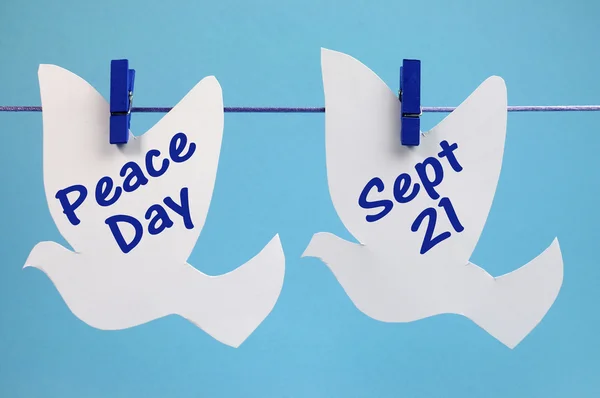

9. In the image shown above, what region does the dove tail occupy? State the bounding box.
[176,234,285,348]
[464,238,563,348]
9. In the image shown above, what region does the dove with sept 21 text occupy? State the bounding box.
[302,48,564,349]
[24,65,286,348]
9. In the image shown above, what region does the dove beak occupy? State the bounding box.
[301,234,319,258]
[24,243,44,270]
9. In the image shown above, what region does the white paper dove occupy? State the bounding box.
[302,48,564,348]
[24,65,285,348]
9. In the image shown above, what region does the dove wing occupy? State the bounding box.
[321,48,506,265]
[424,76,507,266]
[133,76,224,263]
[39,65,223,261]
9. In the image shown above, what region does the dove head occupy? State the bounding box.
[302,232,340,260]
[302,232,367,273]
[23,241,82,284]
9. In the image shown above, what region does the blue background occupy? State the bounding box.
[1,0,599,396]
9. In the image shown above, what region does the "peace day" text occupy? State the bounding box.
[54,132,196,254]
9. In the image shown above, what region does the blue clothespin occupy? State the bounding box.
[399,59,421,146]
[109,59,135,144]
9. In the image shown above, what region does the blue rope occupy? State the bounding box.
[1,105,600,113]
